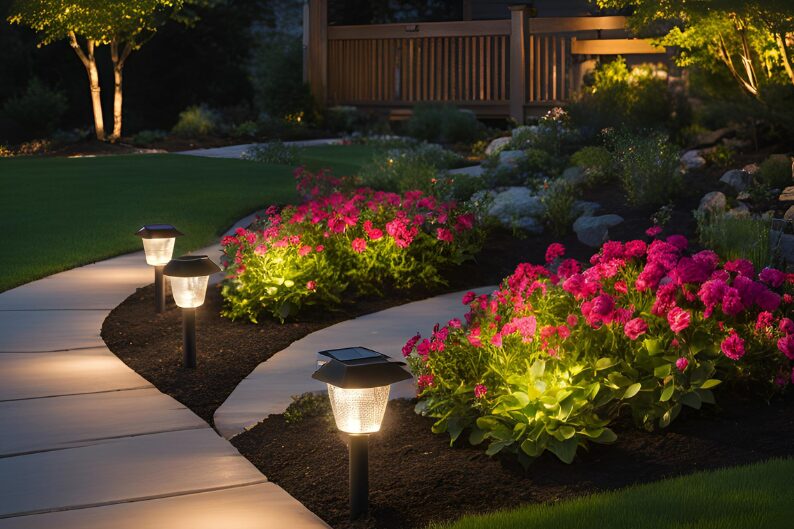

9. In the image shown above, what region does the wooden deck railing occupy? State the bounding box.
[304,1,665,121]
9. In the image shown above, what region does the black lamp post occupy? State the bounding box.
[135,224,183,313]
[163,255,221,368]
[312,347,412,520]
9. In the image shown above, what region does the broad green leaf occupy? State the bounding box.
[660,384,675,402]
[654,364,672,378]
[700,379,721,389]
[595,357,617,370]
[469,427,486,446]
[591,428,617,444]
[530,360,546,379]
[623,382,642,399]
[644,338,663,356]
[548,437,579,464]
[680,391,702,409]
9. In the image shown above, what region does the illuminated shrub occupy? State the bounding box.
[405,237,794,464]
[221,167,484,322]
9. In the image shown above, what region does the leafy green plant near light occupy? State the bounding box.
[611,131,682,207]
[569,146,616,187]
[220,167,484,322]
[405,238,793,464]
[358,142,464,196]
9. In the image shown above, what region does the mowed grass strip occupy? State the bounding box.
[430,458,794,529]
[0,145,374,292]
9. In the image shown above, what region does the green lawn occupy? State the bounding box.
[431,458,794,529]
[0,145,375,292]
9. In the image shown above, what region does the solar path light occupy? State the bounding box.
[135,224,183,313]
[312,347,412,520]
[163,255,221,368]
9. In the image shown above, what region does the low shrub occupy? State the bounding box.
[406,103,484,144]
[242,141,302,165]
[510,108,579,157]
[569,146,614,186]
[541,181,578,236]
[230,120,258,138]
[1,78,67,142]
[696,211,773,270]
[405,238,794,465]
[702,144,735,169]
[172,105,218,138]
[611,131,682,207]
[221,167,484,322]
[358,143,464,195]
[131,129,168,146]
[283,392,332,424]
[757,156,792,190]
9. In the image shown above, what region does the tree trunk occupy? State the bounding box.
[69,32,105,141]
[776,33,794,86]
[109,40,132,142]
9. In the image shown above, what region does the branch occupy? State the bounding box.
[716,32,759,97]
[119,42,133,69]
[776,32,794,86]
[68,31,90,69]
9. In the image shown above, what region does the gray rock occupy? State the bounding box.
[561,166,586,187]
[725,203,751,218]
[774,232,794,264]
[785,205,794,222]
[498,150,526,168]
[514,217,544,234]
[780,186,794,202]
[720,169,751,192]
[484,136,511,156]
[488,186,545,222]
[573,214,624,247]
[447,165,484,178]
[694,127,734,148]
[698,191,727,214]
[681,150,706,170]
[572,200,601,217]
[743,163,760,176]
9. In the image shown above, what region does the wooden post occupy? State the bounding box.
[508,5,527,124]
[305,0,328,107]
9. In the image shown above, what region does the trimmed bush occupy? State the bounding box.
[172,105,218,138]
[405,238,794,464]
[758,156,792,190]
[1,78,67,142]
[250,36,315,122]
[358,142,464,195]
[406,103,484,144]
[131,129,167,146]
[569,146,615,186]
[220,167,484,322]
[611,131,681,207]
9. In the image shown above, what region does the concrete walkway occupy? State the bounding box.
[177,138,342,160]
[214,286,495,439]
[0,215,327,528]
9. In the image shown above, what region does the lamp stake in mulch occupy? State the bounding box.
[135,224,183,313]
[312,347,412,520]
[163,255,220,368]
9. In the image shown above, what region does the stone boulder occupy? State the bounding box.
[573,214,624,248]
[484,136,512,156]
[513,217,544,234]
[775,233,794,265]
[698,191,727,214]
[511,125,537,139]
[447,165,484,178]
[572,201,601,217]
[498,150,526,168]
[725,203,750,219]
[784,205,794,222]
[780,186,794,202]
[694,127,734,148]
[681,150,706,170]
[560,166,586,187]
[720,169,751,192]
[487,187,545,222]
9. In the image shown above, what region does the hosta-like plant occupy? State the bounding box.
[221,167,484,322]
[405,235,794,464]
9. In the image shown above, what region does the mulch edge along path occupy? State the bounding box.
[101,161,794,529]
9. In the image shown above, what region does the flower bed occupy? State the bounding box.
[221,167,483,322]
[405,234,794,464]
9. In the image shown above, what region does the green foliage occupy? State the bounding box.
[230,120,258,138]
[1,78,67,141]
[250,35,315,122]
[509,108,579,157]
[702,144,735,168]
[130,129,167,146]
[695,211,773,269]
[758,156,793,190]
[569,146,615,186]
[171,105,218,138]
[242,141,302,165]
[611,131,682,207]
[358,143,464,196]
[542,181,578,236]
[405,103,484,144]
[482,147,562,189]
[569,58,686,137]
[283,392,332,424]
[221,168,484,322]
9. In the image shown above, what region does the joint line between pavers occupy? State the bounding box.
[0,425,211,459]
[0,479,270,519]
[0,345,105,354]
[0,384,155,403]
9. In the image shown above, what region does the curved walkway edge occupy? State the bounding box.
[214,285,496,440]
[0,214,328,528]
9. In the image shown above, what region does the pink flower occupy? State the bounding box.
[315,245,325,252]
[676,357,689,372]
[666,234,688,250]
[779,318,794,335]
[646,225,662,237]
[254,244,268,256]
[298,245,312,257]
[448,318,462,328]
[759,267,786,288]
[402,333,420,357]
[306,280,317,291]
[509,316,537,343]
[462,291,476,305]
[474,384,488,399]
[778,335,794,360]
[721,330,746,360]
[467,327,483,348]
[566,314,579,327]
[557,259,580,279]
[436,228,454,243]
[545,243,566,263]
[724,259,755,278]
[351,237,367,253]
[624,318,649,340]
[667,307,691,334]
[455,213,475,232]
[755,311,774,332]
[721,288,744,316]
[591,294,616,317]
[490,333,503,347]
[417,374,435,389]
[756,289,781,312]
[624,239,647,258]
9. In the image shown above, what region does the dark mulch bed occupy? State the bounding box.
[232,394,794,529]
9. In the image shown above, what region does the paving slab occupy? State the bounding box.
[214,286,496,439]
[0,482,326,529]
[0,310,107,352]
[0,347,150,401]
[0,388,206,456]
[0,428,266,518]
[177,139,341,160]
